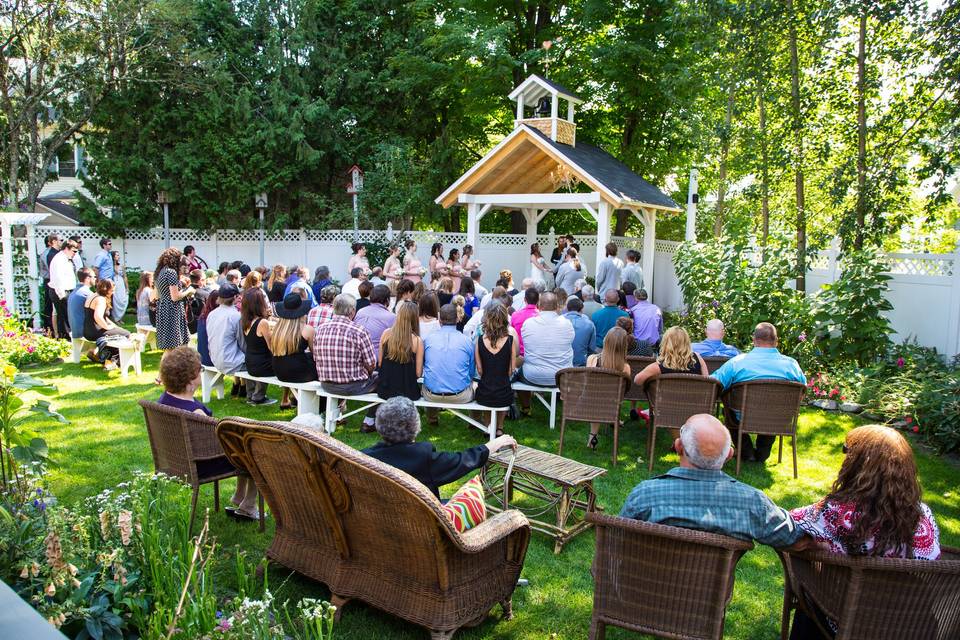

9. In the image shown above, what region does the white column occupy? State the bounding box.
[685,168,698,242]
[466,203,479,261]
[516,95,524,122]
[523,208,537,252]
[0,219,15,309]
[595,201,611,276]
[24,224,40,329]
[550,93,559,140]
[641,209,656,299]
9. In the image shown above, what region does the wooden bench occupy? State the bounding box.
[200,365,324,417]
[511,381,560,430]
[71,335,143,378]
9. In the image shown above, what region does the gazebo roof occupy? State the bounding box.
[436,125,681,212]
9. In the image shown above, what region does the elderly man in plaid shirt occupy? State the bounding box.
[620,414,813,551]
[306,284,339,330]
[313,293,379,432]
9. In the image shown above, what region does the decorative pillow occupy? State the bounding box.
[441,475,487,533]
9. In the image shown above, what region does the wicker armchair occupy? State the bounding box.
[587,512,753,640]
[624,356,656,403]
[215,417,531,639]
[643,375,722,472]
[778,546,960,640]
[702,356,730,374]
[556,367,631,465]
[720,379,806,477]
[139,399,237,534]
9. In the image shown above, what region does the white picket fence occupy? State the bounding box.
[6,225,959,358]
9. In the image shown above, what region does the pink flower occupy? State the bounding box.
[830,388,839,397]
[26,346,34,353]
[897,357,905,368]
[0,299,6,307]
[798,331,807,342]
[912,426,919,433]
[905,416,913,424]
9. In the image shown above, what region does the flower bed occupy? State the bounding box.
[0,300,69,366]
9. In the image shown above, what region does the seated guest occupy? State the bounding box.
[418,291,441,339]
[510,287,540,355]
[621,413,810,550]
[616,317,655,356]
[311,266,332,301]
[377,301,423,401]
[512,277,534,312]
[471,269,487,300]
[412,280,428,303]
[479,275,507,309]
[355,284,395,359]
[314,293,378,431]
[362,397,516,500]
[240,288,276,406]
[284,266,317,307]
[83,279,131,370]
[306,284,339,329]
[463,286,507,342]
[712,322,805,463]
[369,266,386,287]
[692,318,740,358]
[554,286,568,311]
[458,278,480,323]
[393,278,415,311]
[788,424,941,639]
[562,297,597,366]
[436,277,455,306]
[157,346,259,521]
[195,291,219,367]
[136,271,156,327]
[475,304,518,437]
[622,281,639,309]
[591,289,628,348]
[341,267,364,299]
[206,284,250,399]
[422,304,475,424]
[270,293,318,410]
[585,327,632,450]
[266,265,287,303]
[68,268,95,342]
[629,288,663,348]
[355,280,373,311]
[633,326,708,389]
[581,284,602,316]
[216,261,230,286]
[519,292,574,411]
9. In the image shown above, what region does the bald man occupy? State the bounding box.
[620,414,809,550]
[591,289,628,348]
[692,319,740,358]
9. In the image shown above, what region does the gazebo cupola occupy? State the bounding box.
[509,74,583,146]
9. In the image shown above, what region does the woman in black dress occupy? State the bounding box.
[83,279,130,370]
[269,293,318,410]
[376,301,423,401]
[266,265,287,303]
[633,326,708,388]
[240,288,276,406]
[154,248,193,351]
[474,303,518,437]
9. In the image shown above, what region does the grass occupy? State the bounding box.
[23,348,960,640]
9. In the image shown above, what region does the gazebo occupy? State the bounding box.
[435,74,682,295]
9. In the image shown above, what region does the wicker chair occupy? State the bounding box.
[720,379,806,477]
[215,417,531,639]
[556,367,631,466]
[587,512,753,640]
[643,375,722,472]
[139,399,238,534]
[624,356,656,403]
[778,546,960,640]
[702,356,730,374]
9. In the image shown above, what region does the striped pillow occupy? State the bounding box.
[442,475,487,532]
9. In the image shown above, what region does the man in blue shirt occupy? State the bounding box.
[422,304,475,425]
[692,319,740,358]
[91,238,115,280]
[712,322,806,462]
[67,269,95,341]
[621,413,810,550]
[591,289,628,348]
[562,297,597,366]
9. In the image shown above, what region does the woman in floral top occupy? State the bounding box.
[787,424,940,638]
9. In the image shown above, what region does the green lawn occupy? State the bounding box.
[26,350,960,640]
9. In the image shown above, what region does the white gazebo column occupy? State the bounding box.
[595,201,611,276]
[0,217,14,308]
[24,224,40,328]
[523,208,537,252]
[466,202,480,259]
[641,208,656,299]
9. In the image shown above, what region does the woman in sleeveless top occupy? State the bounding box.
[475,303,517,437]
[418,292,441,339]
[402,239,424,284]
[269,293,319,410]
[266,265,287,303]
[242,289,274,378]
[84,279,130,370]
[446,248,464,292]
[377,301,423,401]
[586,327,632,450]
[460,244,480,274]
[383,244,403,294]
[634,326,708,389]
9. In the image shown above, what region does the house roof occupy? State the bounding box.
[508,74,584,105]
[35,198,80,223]
[435,125,681,212]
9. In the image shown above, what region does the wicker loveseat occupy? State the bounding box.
[215,417,531,639]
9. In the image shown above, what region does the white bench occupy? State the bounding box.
[316,389,507,442]
[200,365,324,417]
[135,324,157,350]
[71,335,143,378]
[511,381,560,430]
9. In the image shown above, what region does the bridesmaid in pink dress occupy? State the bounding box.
[347,242,370,278]
[382,244,402,293]
[402,239,424,283]
[461,244,481,274]
[428,242,448,289]
[446,248,464,292]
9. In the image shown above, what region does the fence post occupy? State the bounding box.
[947,240,960,359]
[386,222,393,241]
[23,224,40,329]
[300,228,307,266]
[211,230,219,269]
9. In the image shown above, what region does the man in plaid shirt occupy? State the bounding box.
[314,293,378,431]
[620,414,812,550]
[307,284,339,330]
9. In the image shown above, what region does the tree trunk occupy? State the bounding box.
[758,86,770,259]
[789,0,806,293]
[854,11,867,250]
[713,84,735,237]
[613,210,629,237]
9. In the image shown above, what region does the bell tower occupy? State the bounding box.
[509,74,583,146]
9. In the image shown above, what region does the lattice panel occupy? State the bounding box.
[480,234,529,247]
[38,226,101,242]
[12,238,32,318]
[885,255,954,277]
[808,253,831,270]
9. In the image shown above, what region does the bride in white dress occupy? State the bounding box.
[529,243,553,289]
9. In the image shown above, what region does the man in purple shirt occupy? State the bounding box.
[510,287,540,355]
[353,284,395,358]
[630,289,663,347]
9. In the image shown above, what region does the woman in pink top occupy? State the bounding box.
[428,242,447,288]
[382,244,402,293]
[347,242,370,278]
[446,247,464,292]
[461,244,481,273]
[402,239,424,283]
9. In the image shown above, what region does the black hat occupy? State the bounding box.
[218,283,240,299]
[275,292,310,319]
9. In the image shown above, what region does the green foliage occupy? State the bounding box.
[0,301,70,366]
[915,364,960,455]
[0,362,65,491]
[811,247,893,365]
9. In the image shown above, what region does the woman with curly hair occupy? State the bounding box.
[787,425,941,638]
[154,247,194,350]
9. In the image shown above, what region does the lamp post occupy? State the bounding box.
[685,168,699,242]
[157,191,172,248]
[255,192,268,266]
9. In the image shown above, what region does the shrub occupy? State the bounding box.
[0,300,70,366]
[915,367,960,454]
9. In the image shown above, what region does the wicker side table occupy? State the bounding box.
[481,445,606,553]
